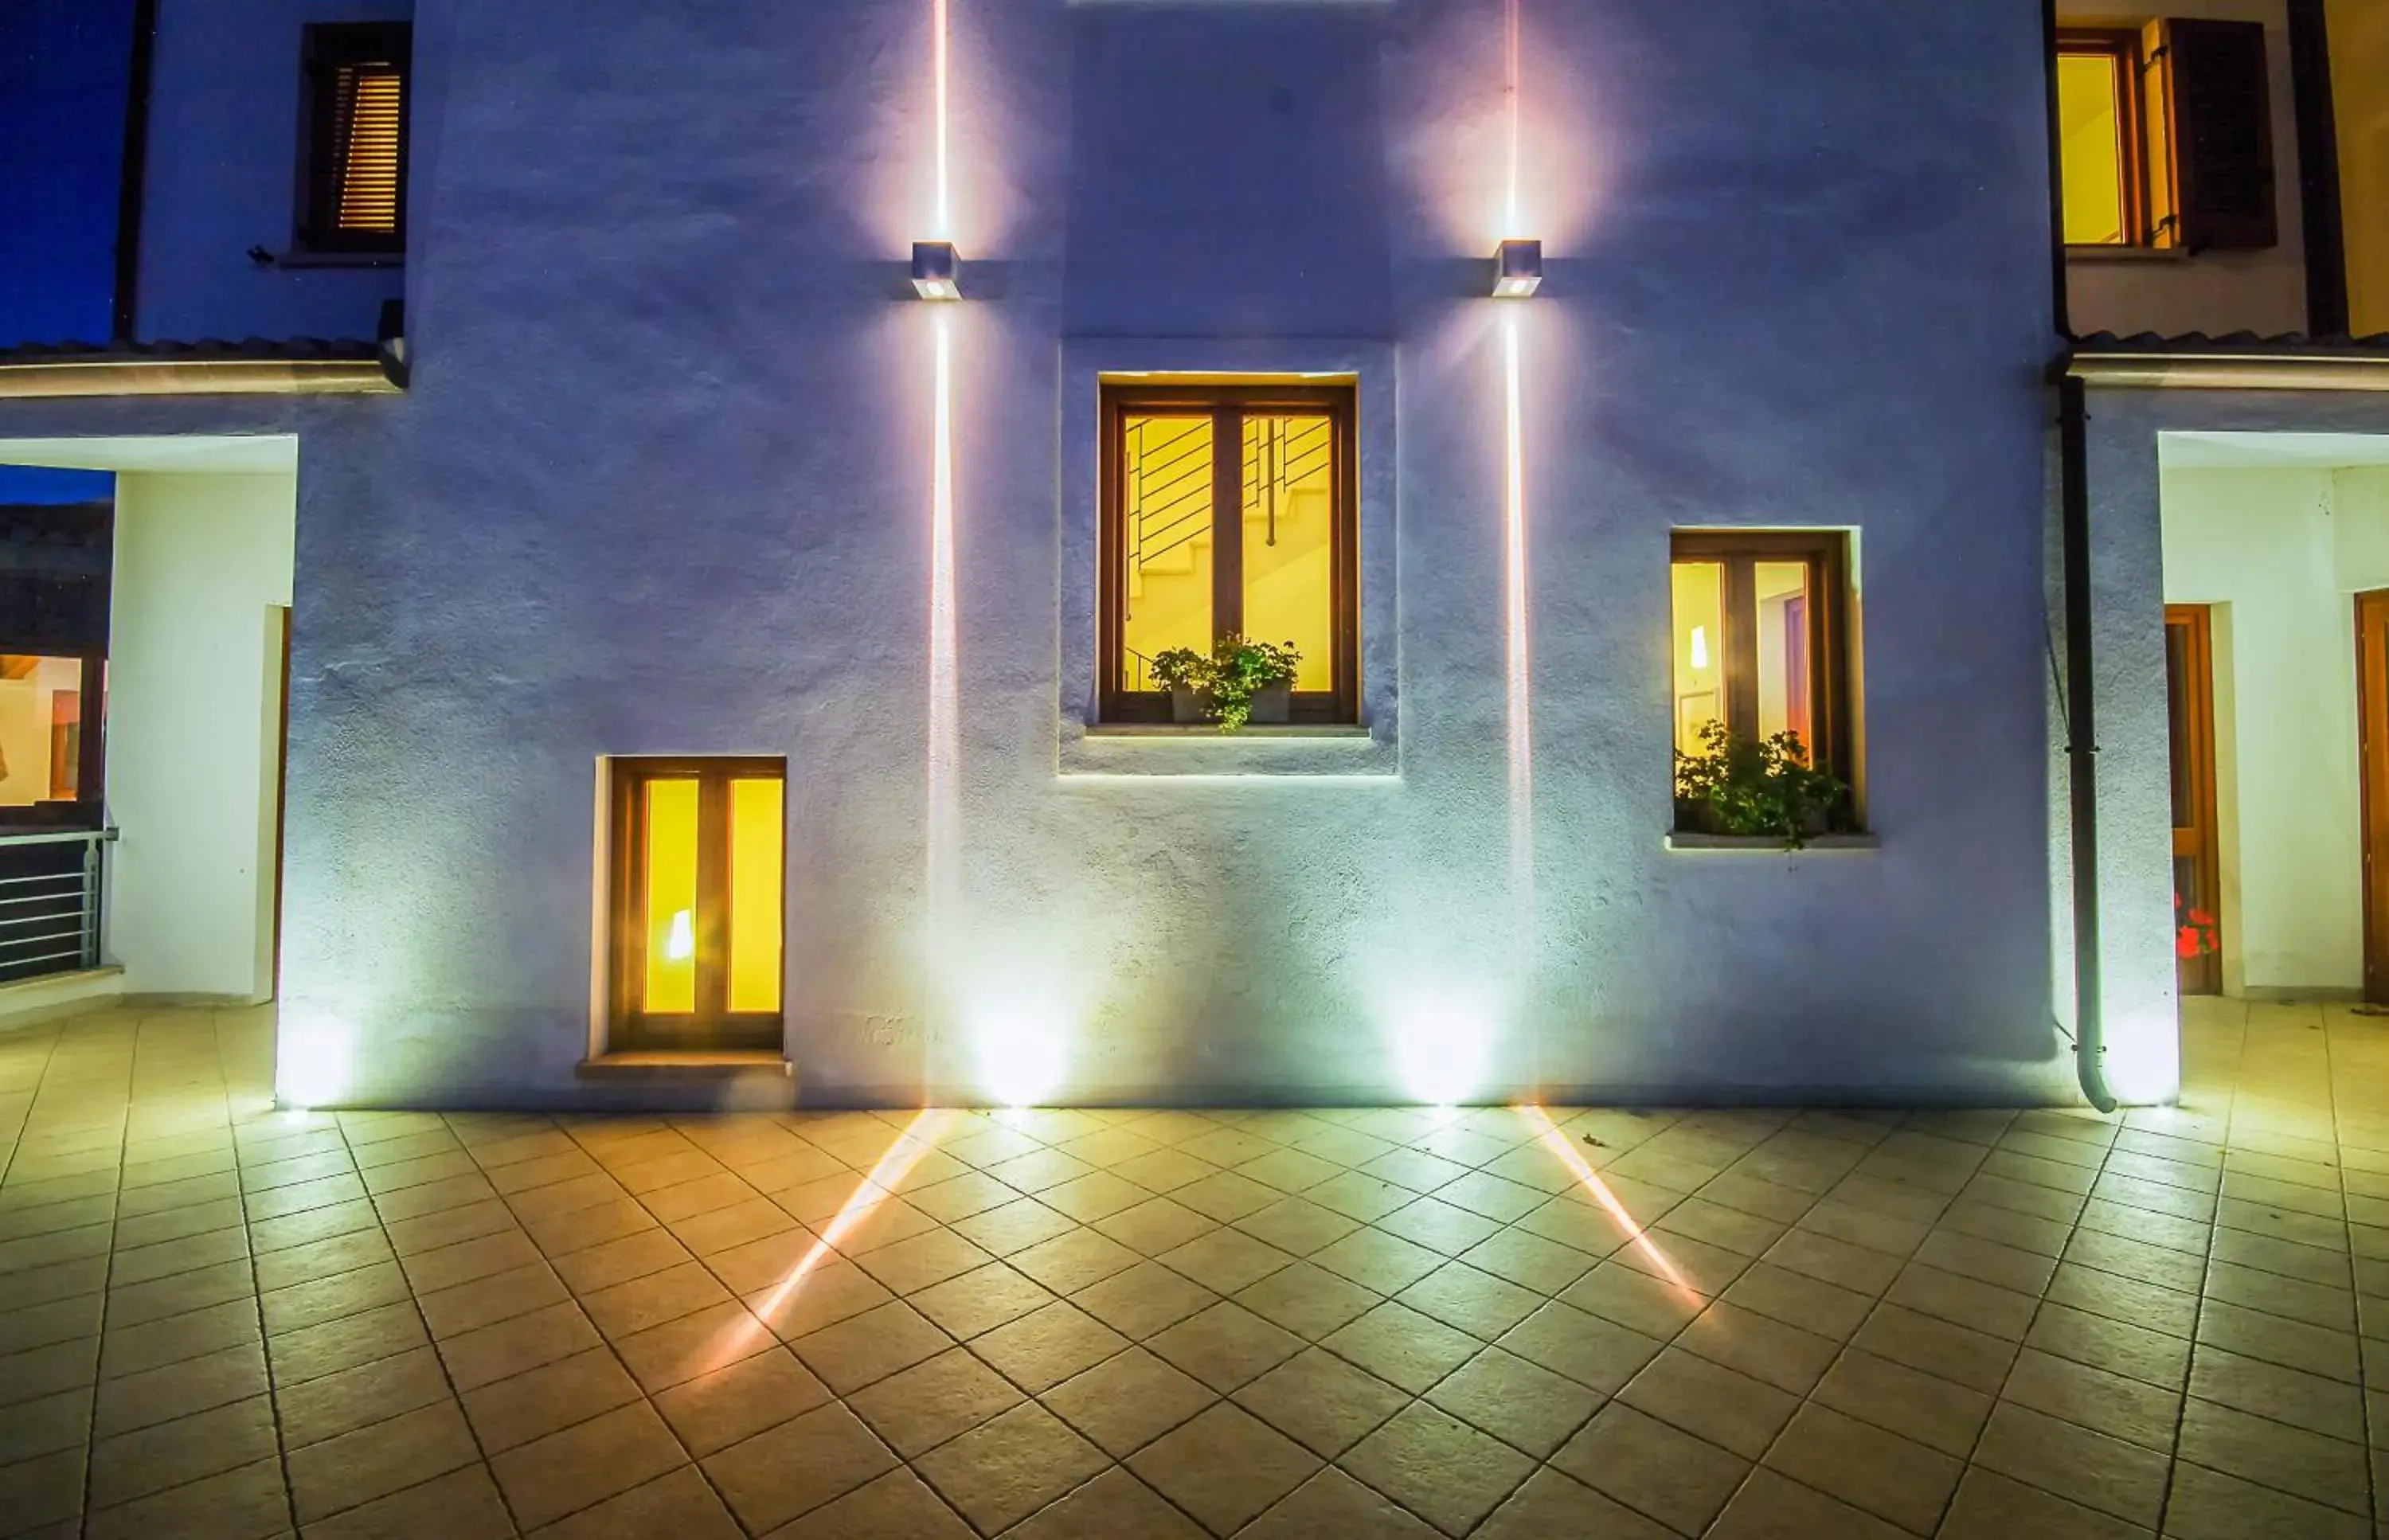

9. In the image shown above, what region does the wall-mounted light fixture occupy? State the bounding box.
[912,240,961,301]
[1492,238,1542,299]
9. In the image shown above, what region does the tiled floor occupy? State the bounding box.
[2,999,2387,1538]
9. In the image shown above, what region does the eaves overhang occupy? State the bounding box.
[2065,331,2389,393]
[0,338,405,400]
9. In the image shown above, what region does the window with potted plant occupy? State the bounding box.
[1672,719,1851,850]
[1149,635,1302,732]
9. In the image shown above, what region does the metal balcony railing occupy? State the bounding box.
[0,827,115,985]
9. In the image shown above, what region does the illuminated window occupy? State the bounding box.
[0,655,100,818]
[299,23,411,255]
[1100,381,1357,723]
[1670,531,1853,776]
[607,757,784,1050]
[2055,21,2278,254]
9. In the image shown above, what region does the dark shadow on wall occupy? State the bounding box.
[1063,4,1397,339]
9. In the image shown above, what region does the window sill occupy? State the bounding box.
[1664,832,1879,854]
[577,1051,792,1080]
[267,250,404,270]
[2065,244,2187,264]
[1082,723,1371,740]
[1060,720,1397,779]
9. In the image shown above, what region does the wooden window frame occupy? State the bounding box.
[1669,530,1855,786]
[606,756,784,1053]
[1098,381,1359,726]
[295,21,411,256]
[2164,605,2223,997]
[2059,28,2159,249]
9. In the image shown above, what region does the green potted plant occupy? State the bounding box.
[1672,719,1849,849]
[1150,635,1302,731]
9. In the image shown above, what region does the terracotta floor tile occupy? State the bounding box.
[82,1454,287,1540]
[1971,1398,2167,1529]
[1041,1344,1218,1457]
[765,1466,976,1540]
[651,1344,828,1456]
[1321,1300,1480,1394]
[1761,1400,1962,1534]
[1707,1466,1910,1540]
[1496,1299,1664,1394]
[1145,1300,1303,1392]
[459,1344,643,1454]
[845,1346,1024,1457]
[487,1402,689,1530]
[1552,1400,1749,1535]
[999,1465,1206,1540]
[1617,1346,1798,1460]
[1232,1260,1381,1341]
[1809,1347,1992,1459]
[1230,1344,1408,1459]
[788,1299,952,1395]
[2160,1459,2371,1540]
[912,1401,1111,1534]
[1128,1401,1320,1534]
[1425,1344,1600,1458]
[1343,1399,1538,1536]
[86,1392,279,1509]
[1935,1466,2154,1540]
[287,1398,481,1522]
[1474,1464,1678,1540]
[967,1300,1127,1393]
[282,1463,515,1540]
[436,1300,600,1392]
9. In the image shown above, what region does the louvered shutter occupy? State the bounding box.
[2168,18,2278,251]
[301,24,409,252]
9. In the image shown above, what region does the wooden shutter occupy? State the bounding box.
[2167,18,2278,252]
[302,23,409,252]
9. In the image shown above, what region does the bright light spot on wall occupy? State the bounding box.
[1382,980,1504,1108]
[663,909,694,963]
[968,988,1074,1108]
[2102,1012,2180,1105]
[276,1007,353,1109]
[1688,625,1709,670]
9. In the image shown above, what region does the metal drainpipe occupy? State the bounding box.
[2041,0,2117,1112]
[2059,375,2117,1113]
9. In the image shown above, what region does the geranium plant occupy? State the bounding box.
[1672,719,1849,850]
[2175,893,2219,960]
[1150,635,1302,732]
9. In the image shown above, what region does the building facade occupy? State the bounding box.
[0,0,2382,1112]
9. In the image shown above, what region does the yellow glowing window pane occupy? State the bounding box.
[1121,415,1214,690]
[727,778,784,1014]
[0,655,86,807]
[1671,561,1726,756]
[1752,561,1814,752]
[642,778,699,1014]
[2059,53,2129,245]
[1241,416,1335,691]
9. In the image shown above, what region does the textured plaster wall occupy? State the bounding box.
[2160,466,2362,994]
[107,471,295,999]
[2062,0,2309,340]
[2076,395,2389,1101]
[23,0,2073,1108]
[137,0,409,342]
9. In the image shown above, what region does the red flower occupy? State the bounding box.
[2176,926,2202,960]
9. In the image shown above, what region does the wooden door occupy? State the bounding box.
[2165,605,2222,996]
[2359,592,2389,1004]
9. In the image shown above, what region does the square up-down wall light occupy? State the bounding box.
[1492,239,1542,299]
[912,240,961,300]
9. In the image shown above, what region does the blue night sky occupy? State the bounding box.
[0,0,131,502]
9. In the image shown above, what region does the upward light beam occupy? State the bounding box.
[924,0,960,924]
[1503,311,1533,919]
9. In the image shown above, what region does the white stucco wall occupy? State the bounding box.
[2160,465,2364,994]
[2063,0,2309,339]
[106,471,295,999]
[7,0,2084,1109]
